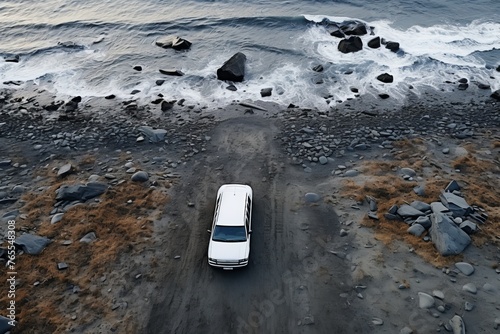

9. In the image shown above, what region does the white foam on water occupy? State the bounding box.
[300,15,500,102]
[1,16,498,111]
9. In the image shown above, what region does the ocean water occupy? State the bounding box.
[0,0,499,110]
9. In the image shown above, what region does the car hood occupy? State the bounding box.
[208,240,250,261]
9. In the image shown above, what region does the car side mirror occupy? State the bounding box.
[207,229,211,233]
[248,230,252,234]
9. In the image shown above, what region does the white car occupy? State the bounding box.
[207,184,253,269]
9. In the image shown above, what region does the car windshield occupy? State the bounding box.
[212,226,247,242]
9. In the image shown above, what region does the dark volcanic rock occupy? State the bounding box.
[156,36,191,50]
[322,20,345,38]
[491,89,500,101]
[14,234,51,255]
[171,37,192,50]
[159,69,184,76]
[379,93,390,99]
[138,126,167,143]
[368,37,381,49]
[458,83,468,90]
[430,212,471,256]
[56,183,107,202]
[217,52,247,82]
[133,65,142,71]
[5,55,20,63]
[338,36,363,53]
[377,73,394,83]
[44,101,63,111]
[105,94,116,99]
[312,65,324,72]
[340,21,368,36]
[226,84,237,91]
[260,88,272,97]
[385,41,400,52]
[161,100,174,111]
[155,80,165,86]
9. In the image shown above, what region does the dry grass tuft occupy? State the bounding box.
[1,177,169,333]
[342,140,499,267]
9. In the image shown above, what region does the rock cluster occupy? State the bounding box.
[384,180,488,255]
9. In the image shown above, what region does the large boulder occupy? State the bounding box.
[338,36,363,53]
[340,20,368,36]
[430,213,471,256]
[56,183,107,202]
[217,52,247,82]
[439,192,472,217]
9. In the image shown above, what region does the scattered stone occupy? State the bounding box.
[80,232,97,243]
[385,41,400,52]
[397,205,425,218]
[131,171,149,182]
[161,101,174,111]
[159,69,184,76]
[133,65,142,71]
[338,36,363,53]
[372,317,383,326]
[57,262,69,270]
[377,73,394,83]
[344,169,359,177]
[432,290,444,300]
[418,292,435,309]
[226,84,237,91]
[367,37,381,48]
[156,35,191,50]
[449,315,465,334]
[400,327,413,334]
[138,126,167,143]
[50,213,64,224]
[56,183,107,202]
[410,201,431,213]
[445,180,460,193]
[440,192,472,217]
[14,234,52,255]
[319,156,328,165]
[490,89,500,101]
[430,213,471,256]
[366,196,377,211]
[415,216,431,229]
[305,193,321,203]
[462,283,477,294]
[312,65,324,72]
[260,88,272,97]
[413,185,425,196]
[400,167,416,177]
[407,224,425,237]
[340,229,348,237]
[464,302,474,311]
[217,52,246,82]
[455,262,474,276]
[57,163,74,177]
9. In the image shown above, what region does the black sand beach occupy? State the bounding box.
[1,85,499,333]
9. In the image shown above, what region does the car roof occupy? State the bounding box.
[216,184,252,227]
